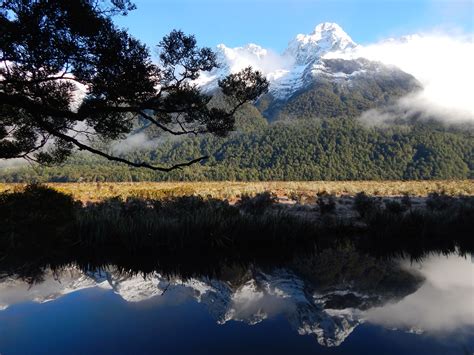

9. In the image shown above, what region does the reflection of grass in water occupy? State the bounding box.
[0,180,473,203]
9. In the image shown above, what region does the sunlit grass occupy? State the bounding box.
[0,180,472,202]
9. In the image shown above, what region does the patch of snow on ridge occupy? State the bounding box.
[285,22,357,65]
[108,273,162,302]
[222,279,268,325]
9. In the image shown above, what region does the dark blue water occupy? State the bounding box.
[0,254,472,355]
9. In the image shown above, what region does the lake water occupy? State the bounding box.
[0,252,472,355]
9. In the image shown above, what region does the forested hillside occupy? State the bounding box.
[2,113,472,182]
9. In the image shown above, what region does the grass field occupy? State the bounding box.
[1,180,472,202]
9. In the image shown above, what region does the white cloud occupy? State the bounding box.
[0,158,28,168]
[333,32,474,124]
[195,43,295,88]
[218,43,295,75]
[111,132,158,154]
[110,127,185,154]
[364,254,474,334]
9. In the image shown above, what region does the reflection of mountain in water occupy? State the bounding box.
[0,251,422,347]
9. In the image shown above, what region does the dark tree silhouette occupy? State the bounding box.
[0,0,268,171]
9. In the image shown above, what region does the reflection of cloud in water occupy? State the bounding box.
[365,254,474,333]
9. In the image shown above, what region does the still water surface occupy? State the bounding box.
[0,252,472,354]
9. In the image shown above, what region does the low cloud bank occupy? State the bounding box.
[111,132,159,154]
[336,32,474,125]
[110,129,184,154]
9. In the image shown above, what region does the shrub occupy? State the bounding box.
[0,184,78,250]
[317,193,336,215]
[401,194,412,210]
[154,195,238,220]
[385,200,408,215]
[426,192,456,211]
[237,192,276,215]
[353,192,378,219]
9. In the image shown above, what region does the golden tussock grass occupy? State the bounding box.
[0,180,473,203]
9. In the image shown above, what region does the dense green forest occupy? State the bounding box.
[1,106,472,182]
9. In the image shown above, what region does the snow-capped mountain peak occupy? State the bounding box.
[285,22,357,65]
[197,22,362,100]
[195,22,419,119]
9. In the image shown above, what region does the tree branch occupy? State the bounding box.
[31,116,208,172]
[139,110,205,136]
[0,92,139,120]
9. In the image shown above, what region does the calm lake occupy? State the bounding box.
[0,252,472,355]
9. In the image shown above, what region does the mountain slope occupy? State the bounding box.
[258,58,420,120]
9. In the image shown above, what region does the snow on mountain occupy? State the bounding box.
[285,22,357,66]
[107,271,163,302]
[198,26,472,124]
[196,42,294,92]
[289,301,360,347]
[198,22,361,100]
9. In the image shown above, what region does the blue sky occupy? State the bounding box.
[115,0,474,52]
